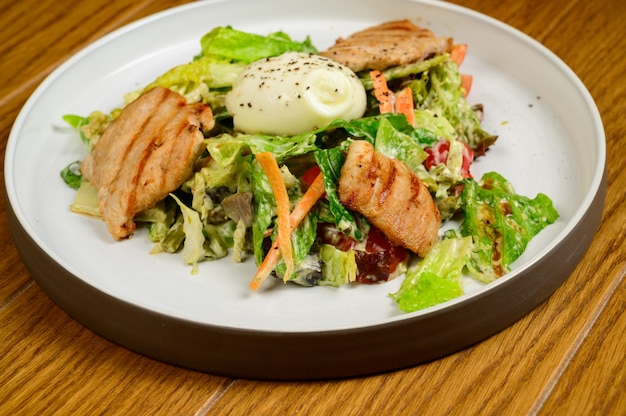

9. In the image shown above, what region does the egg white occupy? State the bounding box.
[225,52,367,136]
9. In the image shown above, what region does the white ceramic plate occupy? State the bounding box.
[5,0,605,379]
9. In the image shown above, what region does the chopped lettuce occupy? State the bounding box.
[188,154,251,193]
[136,200,176,243]
[318,113,439,147]
[146,56,245,91]
[250,160,277,265]
[69,180,99,216]
[412,109,456,140]
[203,221,233,259]
[60,161,83,190]
[408,60,497,154]
[392,236,473,312]
[206,132,319,163]
[139,56,247,107]
[231,219,248,263]
[319,244,357,287]
[454,172,560,282]
[170,194,208,273]
[199,26,317,64]
[314,147,364,241]
[62,111,111,152]
[273,200,319,282]
[61,115,91,146]
[373,117,429,172]
[157,214,185,254]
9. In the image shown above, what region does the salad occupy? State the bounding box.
[61,20,559,313]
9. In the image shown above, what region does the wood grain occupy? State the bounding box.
[540,273,626,415]
[0,283,230,415]
[1,0,624,414]
[0,0,190,110]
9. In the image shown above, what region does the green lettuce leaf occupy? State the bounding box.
[170,194,208,273]
[135,199,176,243]
[373,117,429,173]
[318,113,438,147]
[408,60,497,154]
[141,56,247,105]
[60,161,83,189]
[318,244,357,287]
[314,147,363,241]
[206,132,318,163]
[392,236,473,312]
[457,172,560,282]
[199,26,318,64]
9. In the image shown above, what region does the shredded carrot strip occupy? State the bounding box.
[289,172,325,224]
[370,70,394,114]
[250,239,282,290]
[372,70,415,125]
[250,172,326,290]
[255,152,294,285]
[394,87,415,126]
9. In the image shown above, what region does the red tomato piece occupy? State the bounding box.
[301,165,321,187]
[424,138,474,178]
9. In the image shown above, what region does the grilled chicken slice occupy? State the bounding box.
[338,140,440,257]
[81,86,214,240]
[319,19,452,73]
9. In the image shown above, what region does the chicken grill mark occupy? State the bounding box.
[339,141,441,257]
[81,86,214,240]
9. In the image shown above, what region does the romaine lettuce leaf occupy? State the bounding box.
[456,172,560,282]
[373,117,428,173]
[273,202,319,282]
[319,113,438,147]
[250,159,319,282]
[392,236,473,312]
[199,26,318,64]
[188,154,251,193]
[62,111,111,151]
[141,56,247,105]
[409,60,497,154]
[250,159,284,267]
[69,180,99,216]
[314,147,363,241]
[136,199,176,243]
[170,194,208,273]
[318,244,357,287]
[206,132,318,163]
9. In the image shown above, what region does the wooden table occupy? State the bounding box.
[1,0,624,414]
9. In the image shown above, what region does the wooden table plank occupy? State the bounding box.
[448,0,579,42]
[0,0,192,109]
[540,272,626,415]
[0,283,230,415]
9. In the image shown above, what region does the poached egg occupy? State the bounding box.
[225,52,367,136]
